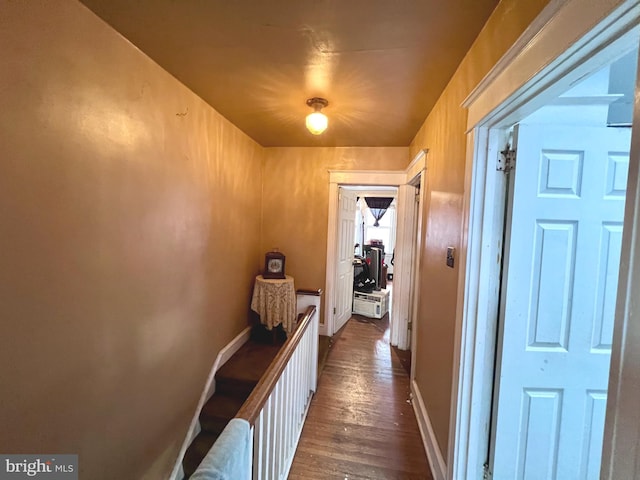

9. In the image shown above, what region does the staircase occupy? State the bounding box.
[182,330,285,478]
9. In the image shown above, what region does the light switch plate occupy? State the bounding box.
[446,246,455,268]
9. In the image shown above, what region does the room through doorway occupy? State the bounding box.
[489,46,637,478]
[324,157,427,369]
[333,186,397,335]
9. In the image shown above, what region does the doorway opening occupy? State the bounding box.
[489,49,637,478]
[324,154,427,368]
[350,187,398,322]
[452,2,640,478]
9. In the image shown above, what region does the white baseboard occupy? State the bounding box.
[411,379,447,480]
[204,327,252,401]
[169,326,251,480]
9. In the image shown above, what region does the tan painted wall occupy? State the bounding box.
[409,0,551,456]
[261,147,409,319]
[0,2,263,479]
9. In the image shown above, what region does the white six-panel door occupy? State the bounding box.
[334,188,357,334]
[491,123,631,479]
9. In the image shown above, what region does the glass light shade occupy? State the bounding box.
[305,111,328,135]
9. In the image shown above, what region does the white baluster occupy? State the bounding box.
[244,308,320,479]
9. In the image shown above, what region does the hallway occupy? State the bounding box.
[288,314,433,479]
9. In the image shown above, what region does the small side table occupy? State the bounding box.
[250,275,296,334]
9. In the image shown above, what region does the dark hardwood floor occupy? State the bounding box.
[288,314,433,479]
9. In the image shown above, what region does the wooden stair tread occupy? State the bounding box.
[215,340,282,384]
[199,394,246,434]
[183,338,287,478]
[182,431,219,479]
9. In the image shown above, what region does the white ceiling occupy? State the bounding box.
[80,0,500,147]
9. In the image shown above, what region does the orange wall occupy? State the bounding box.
[409,0,551,456]
[0,2,263,478]
[261,147,409,319]
[0,0,558,475]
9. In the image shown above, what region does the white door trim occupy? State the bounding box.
[602,47,640,480]
[393,149,428,349]
[448,127,511,480]
[451,1,640,479]
[325,170,404,336]
[325,158,426,338]
[406,148,428,181]
[324,183,339,337]
[464,0,639,131]
[407,165,426,374]
[393,184,417,349]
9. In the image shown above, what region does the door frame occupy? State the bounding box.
[325,170,404,337]
[405,168,425,374]
[450,1,640,479]
[392,158,426,351]
[324,151,427,343]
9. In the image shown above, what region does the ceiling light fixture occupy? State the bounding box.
[305,97,329,135]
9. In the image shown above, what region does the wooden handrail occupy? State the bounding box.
[235,305,317,426]
[296,288,323,296]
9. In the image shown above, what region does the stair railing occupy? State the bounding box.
[235,305,318,480]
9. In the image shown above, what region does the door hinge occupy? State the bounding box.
[407,320,412,331]
[333,307,336,315]
[483,462,492,480]
[497,146,516,172]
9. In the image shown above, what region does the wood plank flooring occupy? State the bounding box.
[288,314,433,479]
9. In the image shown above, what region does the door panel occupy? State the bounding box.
[528,220,576,350]
[491,123,630,479]
[592,224,622,352]
[517,388,562,478]
[581,391,607,478]
[334,188,356,333]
